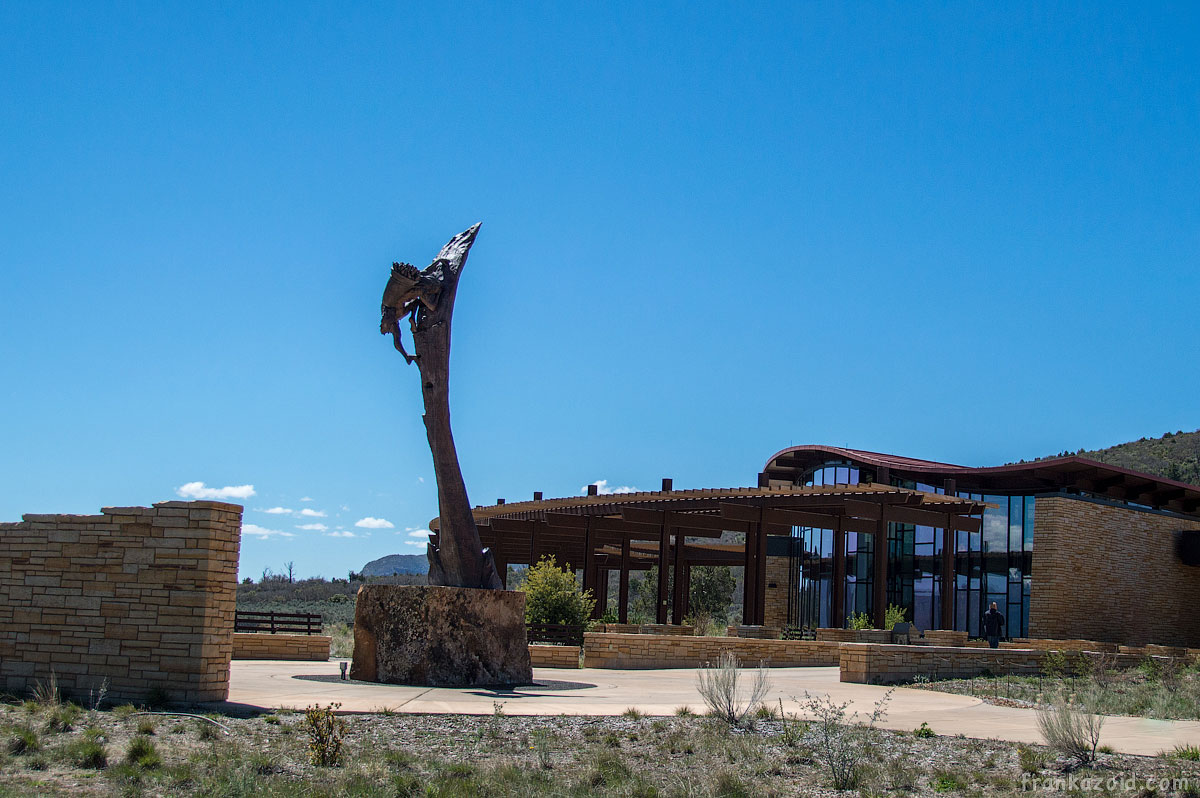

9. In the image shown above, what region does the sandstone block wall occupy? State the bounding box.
[581,633,841,669]
[0,501,241,703]
[1004,638,1119,653]
[232,633,330,661]
[528,645,581,668]
[764,555,790,628]
[1031,498,1200,646]
[838,642,1144,684]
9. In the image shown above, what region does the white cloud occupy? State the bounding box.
[262,506,293,515]
[299,508,327,518]
[402,540,426,548]
[177,482,256,500]
[242,523,294,539]
[355,517,394,529]
[300,496,314,502]
[297,523,328,531]
[328,530,357,538]
[417,477,425,483]
[406,528,431,539]
[582,479,639,496]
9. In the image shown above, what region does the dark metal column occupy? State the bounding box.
[656,518,670,624]
[940,515,956,630]
[618,537,631,624]
[832,515,846,627]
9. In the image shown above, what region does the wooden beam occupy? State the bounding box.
[671,529,686,624]
[843,499,883,520]
[832,517,846,626]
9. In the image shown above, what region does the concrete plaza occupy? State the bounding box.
[219,659,1200,757]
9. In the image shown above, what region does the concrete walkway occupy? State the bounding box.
[220,660,1200,757]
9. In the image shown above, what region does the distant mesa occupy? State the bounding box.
[361,553,428,577]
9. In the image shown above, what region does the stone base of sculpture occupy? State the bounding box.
[349,585,532,687]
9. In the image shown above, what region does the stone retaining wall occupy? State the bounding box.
[1004,638,1119,653]
[582,633,841,669]
[816,629,892,644]
[232,633,330,661]
[595,624,694,636]
[0,501,241,703]
[839,643,1145,684]
[529,645,581,668]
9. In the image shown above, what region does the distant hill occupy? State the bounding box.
[1026,428,1200,486]
[361,553,428,577]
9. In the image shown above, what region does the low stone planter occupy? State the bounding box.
[232,633,330,661]
[528,645,581,668]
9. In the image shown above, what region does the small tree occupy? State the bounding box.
[522,556,596,626]
[285,561,296,584]
[884,604,908,629]
[689,566,735,627]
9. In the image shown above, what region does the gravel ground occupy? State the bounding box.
[3,700,1200,796]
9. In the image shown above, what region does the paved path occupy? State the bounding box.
[219,660,1200,757]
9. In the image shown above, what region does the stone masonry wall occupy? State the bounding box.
[1030,498,1200,647]
[0,501,241,703]
[528,645,581,668]
[232,633,330,661]
[763,555,790,628]
[838,642,1144,684]
[582,633,841,669]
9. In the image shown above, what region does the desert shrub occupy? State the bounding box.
[799,689,892,790]
[136,717,156,735]
[7,725,40,755]
[1037,693,1105,766]
[913,721,935,738]
[849,612,872,631]
[521,555,595,626]
[66,732,108,769]
[126,735,161,768]
[1166,744,1200,761]
[45,703,81,733]
[1041,650,1070,678]
[304,702,346,767]
[696,651,771,729]
[327,622,354,658]
[584,750,630,788]
[884,604,908,629]
[30,673,60,708]
[931,769,968,791]
[713,770,753,797]
[1017,743,1047,773]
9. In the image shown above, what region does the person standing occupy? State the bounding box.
[982,601,1005,648]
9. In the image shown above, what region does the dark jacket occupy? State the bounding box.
[982,608,1005,637]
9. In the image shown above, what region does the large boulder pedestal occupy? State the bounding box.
[350,585,533,687]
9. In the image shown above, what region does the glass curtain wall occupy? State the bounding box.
[790,463,1035,634]
[954,494,1033,638]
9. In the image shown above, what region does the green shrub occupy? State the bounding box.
[913,721,935,738]
[884,604,908,629]
[849,612,872,631]
[521,556,595,626]
[304,702,346,767]
[932,769,968,791]
[45,704,81,734]
[136,717,156,735]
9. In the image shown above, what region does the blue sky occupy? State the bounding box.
[2,3,1197,580]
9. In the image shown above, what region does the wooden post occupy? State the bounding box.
[619,537,631,623]
[940,515,956,629]
[743,516,758,624]
[657,518,671,624]
[832,515,846,627]
[755,507,768,625]
[671,528,686,624]
[873,515,888,627]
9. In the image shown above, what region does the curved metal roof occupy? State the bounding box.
[761,444,1200,515]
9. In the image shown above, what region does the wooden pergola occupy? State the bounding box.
[429,483,987,629]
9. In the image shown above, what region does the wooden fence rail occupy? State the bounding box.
[234,611,323,635]
[526,623,585,646]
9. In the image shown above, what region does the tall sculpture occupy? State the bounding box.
[379,223,502,590]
